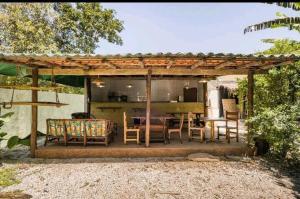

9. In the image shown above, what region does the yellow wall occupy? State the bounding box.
[91,102,204,127]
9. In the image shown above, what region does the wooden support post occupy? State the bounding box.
[145,69,152,147]
[30,67,38,158]
[247,70,254,145]
[86,77,92,116]
[203,82,208,117]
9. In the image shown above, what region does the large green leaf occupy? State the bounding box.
[6,136,19,149]
[0,112,14,119]
[0,132,7,138]
[18,139,30,146]
[267,2,300,11]
[244,17,300,34]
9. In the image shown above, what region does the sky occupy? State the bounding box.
[95,3,299,55]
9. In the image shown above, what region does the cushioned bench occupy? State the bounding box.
[45,119,114,146]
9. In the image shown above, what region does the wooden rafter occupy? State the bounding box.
[28,58,62,68]
[215,60,236,69]
[261,60,293,69]
[101,59,118,69]
[239,61,263,69]
[138,58,145,68]
[66,58,91,70]
[190,60,206,69]
[166,59,175,69]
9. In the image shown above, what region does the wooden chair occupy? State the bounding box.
[168,114,184,144]
[217,111,239,143]
[188,112,205,142]
[123,112,140,144]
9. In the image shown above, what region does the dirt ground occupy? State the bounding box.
[0,157,299,199]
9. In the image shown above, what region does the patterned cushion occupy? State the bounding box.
[65,120,85,137]
[85,120,109,137]
[47,119,65,137]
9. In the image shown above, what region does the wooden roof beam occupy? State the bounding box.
[190,59,206,69]
[138,58,145,68]
[101,59,118,69]
[65,58,91,70]
[215,60,236,69]
[261,60,293,69]
[239,61,263,69]
[166,59,175,69]
[37,68,268,76]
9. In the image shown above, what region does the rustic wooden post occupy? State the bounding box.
[145,69,152,147]
[203,82,208,117]
[86,77,92,116]
[247,70,254,145]
[30,67,38,158]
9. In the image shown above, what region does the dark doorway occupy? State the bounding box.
[184,87,197,102]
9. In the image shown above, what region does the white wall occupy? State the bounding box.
[207,80,220,118]
[0,88,84,147]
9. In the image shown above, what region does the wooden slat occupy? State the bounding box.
[0,85,64,91]
[239,61,263,69]
[261,60,293,69]
[215,61,236,69]
[0,101,68,107]
[166,59,175,69]
[139,58,145,69]
[190,60,206,69]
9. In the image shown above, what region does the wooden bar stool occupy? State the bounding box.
[188,112,205,142]
[123,112,140,144]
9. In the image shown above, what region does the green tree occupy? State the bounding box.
[244,3,300,34]
[239,3,300,164]
[0,3,58,53]
[0,3,124,54]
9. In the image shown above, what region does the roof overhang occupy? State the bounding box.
[0,53,299,76]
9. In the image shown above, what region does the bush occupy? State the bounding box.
[237,62,300,165]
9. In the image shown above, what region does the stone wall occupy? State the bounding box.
[0,88,84,146]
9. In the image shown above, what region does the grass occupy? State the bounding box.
[0,167,20,187]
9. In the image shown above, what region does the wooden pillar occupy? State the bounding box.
[247,70,254,144]
[203,82,208,117]
[30,67,38,158]
[145,69,152,147]
[86,77,92,116]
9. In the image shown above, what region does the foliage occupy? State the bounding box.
[0,112,30,149]
[259,39,300,55]
[0,168,20,187]
[53,3,123,53]
[0,75,84,94]
[244,2,300,34]
[248,104,300,161]
[0,3,124,54]
[237,53,300,164]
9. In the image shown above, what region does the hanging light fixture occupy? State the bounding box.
[92,75,104,86]
[184,81,190,89]
[126,84,133,88]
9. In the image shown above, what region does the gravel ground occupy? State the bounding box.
[0,157,299,199]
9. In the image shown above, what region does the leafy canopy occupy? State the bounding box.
[0,3,124,54]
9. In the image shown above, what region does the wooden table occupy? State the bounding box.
[131,115,175,143]
[203,117,227,142]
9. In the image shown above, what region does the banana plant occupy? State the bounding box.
[244,2,300,34]
[0,112,30,149]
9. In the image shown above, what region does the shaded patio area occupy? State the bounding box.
[36,121,248,158]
